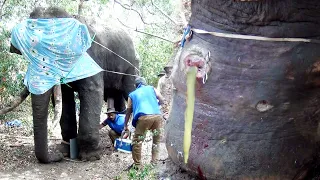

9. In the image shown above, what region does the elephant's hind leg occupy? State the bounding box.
[59,84,77,157]
[76,74,103,161]
[60,85,77,140]
[113,91,126,113]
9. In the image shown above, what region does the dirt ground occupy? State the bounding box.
[0,113,197,180]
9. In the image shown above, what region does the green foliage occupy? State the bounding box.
[0,28,27,101]
[99,0,109,5]
[137,30,174,87]
[127,164,156,180]
[135,0,149,6]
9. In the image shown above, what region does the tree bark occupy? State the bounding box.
[78,0,85,16]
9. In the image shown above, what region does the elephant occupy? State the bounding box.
[166,0,320,179]
[9,7,138,163]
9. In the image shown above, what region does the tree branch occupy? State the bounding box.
[150,0,178,25]
[78,0,85,16]
[0,0,7,18]
[114,0,156,26]
[179,0,189,27]
[117,18,175,43]
[145,4,155,15]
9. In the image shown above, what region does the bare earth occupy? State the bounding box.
[0,113,196,180]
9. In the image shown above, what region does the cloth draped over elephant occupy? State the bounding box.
[11,18,103,94]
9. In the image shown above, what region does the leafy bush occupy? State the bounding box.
[137,30,174,87]
[0,28,27,105]
[0,27,31,126]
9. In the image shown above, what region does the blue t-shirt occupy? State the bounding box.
[102,114,125,134]
[129,85,161,127]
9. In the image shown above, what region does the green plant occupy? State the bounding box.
[137,31,174,87]
[128,164,156,180]
[0,28,27,103]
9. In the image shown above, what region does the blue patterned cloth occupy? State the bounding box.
[11,18,103,95]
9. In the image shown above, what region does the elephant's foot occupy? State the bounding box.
[79,148,101,161]
[57,141,70,157]
[48,152,64,162]
[36,151,64,163]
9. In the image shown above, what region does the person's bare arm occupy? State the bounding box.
[157,78,164,92]
[124,97,133,131]
[100,120,108,129]
[154,87,165,105]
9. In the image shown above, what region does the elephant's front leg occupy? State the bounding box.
[77,74,103,161]
[32,88,63,163]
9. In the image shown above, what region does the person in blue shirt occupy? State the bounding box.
[124,77,164,170]
[100,107,126,145]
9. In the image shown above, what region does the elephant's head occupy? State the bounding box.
[167,0,320,179]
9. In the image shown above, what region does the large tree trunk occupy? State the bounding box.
[166,0,320,179]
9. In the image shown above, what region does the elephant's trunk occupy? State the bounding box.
[32,87,63,163]
[0,87,30,115]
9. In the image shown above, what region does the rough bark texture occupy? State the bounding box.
[166,0,320,179]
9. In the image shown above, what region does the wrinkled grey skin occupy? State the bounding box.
[166,0,320,179]
[10,7,138,163]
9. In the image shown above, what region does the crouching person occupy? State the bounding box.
[100,107,127,145]
[124,77,164,170]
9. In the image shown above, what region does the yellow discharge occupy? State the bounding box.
[184,66,197,164]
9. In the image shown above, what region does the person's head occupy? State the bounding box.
[135,76,147,88]
[106,107,117,121]
[164,65,173,77]
[158,70,165,78]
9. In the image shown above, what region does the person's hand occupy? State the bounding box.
[163,112,169,120]
[123,132,129,139]
[124,125,129,131]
